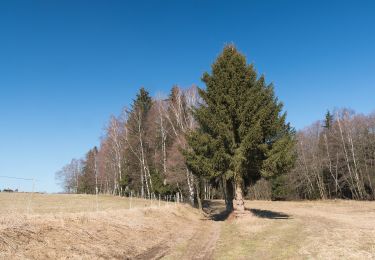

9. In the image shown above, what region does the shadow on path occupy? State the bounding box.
[203,200,231,221]
[248,208,290,219]
[210,209,232,221]
[203,200,291,221]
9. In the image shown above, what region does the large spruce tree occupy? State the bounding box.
[184,45,295,211]
[126,87,154,197]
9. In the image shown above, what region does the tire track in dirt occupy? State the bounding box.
[133,241,169,260]
[134,218,222,260]
[178,219,221,260]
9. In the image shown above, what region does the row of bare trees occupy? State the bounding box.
[56,85,217,203]
[286,109,375,200]
[243,109,375,201]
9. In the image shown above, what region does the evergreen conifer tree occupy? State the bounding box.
[79,147,98,194]
[324,110,333,129]
[133,87,152,114]
[126,87,154,197]
[184,45,295,211]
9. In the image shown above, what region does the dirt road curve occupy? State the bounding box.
[134,202,223,260]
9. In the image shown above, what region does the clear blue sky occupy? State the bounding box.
[1,0,374,192]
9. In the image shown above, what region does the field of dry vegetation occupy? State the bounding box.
[1,193,375,259]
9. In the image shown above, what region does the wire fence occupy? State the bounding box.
[0,175,185,215]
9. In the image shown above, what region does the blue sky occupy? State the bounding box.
[1,0,374,192]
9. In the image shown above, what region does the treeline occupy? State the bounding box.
[247,109,375,201]
[285,109,375,200]
[56,46,375,203]
[56,86,203,203]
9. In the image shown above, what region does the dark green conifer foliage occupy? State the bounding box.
[132,87,152,115]
[126,87,154,196]
[79,147,98,194]
[184,45,295,210]
[271,175,290,201]
[324,110,333,129]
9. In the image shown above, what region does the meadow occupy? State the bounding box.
[1,193,375,259]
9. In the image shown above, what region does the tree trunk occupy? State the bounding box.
[186,169,195,206]
[224,178,234,211]
[195,177,202,211]
[233,179,245,212]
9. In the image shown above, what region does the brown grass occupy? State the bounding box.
[1,193,375,259]
[214,200,375,259]
[0,193,163,215]
[0,193,200,259]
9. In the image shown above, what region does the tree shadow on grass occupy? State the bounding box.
[248,208,291,219]
[203,200,231,221]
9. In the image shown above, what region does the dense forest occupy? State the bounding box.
[56,46,375,207]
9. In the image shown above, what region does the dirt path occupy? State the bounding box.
[176,220,221,260]
[163,202,224,260]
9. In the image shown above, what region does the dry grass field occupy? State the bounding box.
[0,193,165,214]
[1,193,375,259]
[214,200,375,259]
